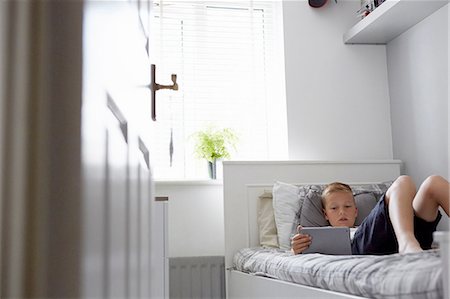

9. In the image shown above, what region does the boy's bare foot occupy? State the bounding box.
[398,239,423,254]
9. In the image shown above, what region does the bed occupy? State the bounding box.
[223,160,449,299]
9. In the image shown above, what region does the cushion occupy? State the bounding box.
[272,181,302,250]
[297,185,328,227]
[354,192,378,225]
[295,182,392,229]
[257,190,278,248]
[298,190,379,227]
[233,247,442,298]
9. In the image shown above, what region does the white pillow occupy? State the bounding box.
[272,181,301,250]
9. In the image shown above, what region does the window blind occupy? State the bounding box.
[150,0,287,179]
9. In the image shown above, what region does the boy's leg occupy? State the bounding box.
[385,175,422,253]
[413,175,449,221]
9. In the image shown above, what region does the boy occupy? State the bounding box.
[291,175,449,255]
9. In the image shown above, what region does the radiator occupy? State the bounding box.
[169,256,225,299]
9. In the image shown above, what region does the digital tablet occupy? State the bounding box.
[300,227,352,255]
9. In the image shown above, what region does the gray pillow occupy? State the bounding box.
[298,188,328,227]
[354,192,378,225]
[351,182,392,197]
[295,183,391,228]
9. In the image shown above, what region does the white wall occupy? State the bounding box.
[387,5,449,184]
[387,5,449,231]
[283,0,393,160]
[155,182,224,257]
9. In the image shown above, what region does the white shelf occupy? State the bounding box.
[344,0,448,44]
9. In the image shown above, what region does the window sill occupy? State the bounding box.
[155,179,223,186]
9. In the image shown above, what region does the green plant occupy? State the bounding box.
[192,127,238,162]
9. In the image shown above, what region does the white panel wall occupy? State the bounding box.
[283,0,393,160]
[155,182,224,257]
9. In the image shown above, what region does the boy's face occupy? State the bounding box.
[323,191,358,227]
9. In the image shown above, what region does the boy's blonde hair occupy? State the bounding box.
[321,182,354,206]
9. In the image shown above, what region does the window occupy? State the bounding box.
[150,0,287,180]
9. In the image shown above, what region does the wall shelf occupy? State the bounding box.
[344,0,448,44]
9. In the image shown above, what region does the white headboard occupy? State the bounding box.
[223,160,402,270]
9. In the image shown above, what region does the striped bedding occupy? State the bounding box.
[233,247,442,298]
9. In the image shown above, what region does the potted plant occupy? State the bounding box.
[192,127,238,179]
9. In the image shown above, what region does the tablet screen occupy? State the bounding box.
[301,227,352,255]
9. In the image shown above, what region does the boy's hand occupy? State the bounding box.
[290,225,312,255]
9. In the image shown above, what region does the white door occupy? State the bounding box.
[0,1,166,297]
[82,1,166,298]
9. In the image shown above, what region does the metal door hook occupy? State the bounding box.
[151,64,178,121]
[154,74,178,91]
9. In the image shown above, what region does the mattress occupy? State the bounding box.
[233,247,442,299]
